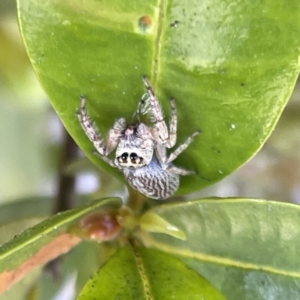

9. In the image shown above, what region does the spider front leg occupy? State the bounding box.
[166,97,177,148]
[77,95,125,168]
[166,130,201,164]
[167,165,196,176]
[142,76,177,148]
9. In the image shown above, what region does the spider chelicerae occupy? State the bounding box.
[77,76,200,199]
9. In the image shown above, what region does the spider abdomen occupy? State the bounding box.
[123,155,179,200]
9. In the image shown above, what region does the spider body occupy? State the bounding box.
[122,153,179,200]
[115,123,154,168]
[77,77,200,200]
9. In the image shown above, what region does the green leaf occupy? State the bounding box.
[139,211,186,240]
[17,0,300,195]
[78,245,226,300]
[138,198,300,299]
[0,197,121,277]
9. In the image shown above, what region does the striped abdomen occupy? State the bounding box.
[123,156,179,200]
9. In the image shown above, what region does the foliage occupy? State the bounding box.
[0,0,299,299]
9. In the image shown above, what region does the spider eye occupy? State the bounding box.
[130,153,138,161]
[117,152,145,166]
[118,152,128,163]
[130,153,144,165]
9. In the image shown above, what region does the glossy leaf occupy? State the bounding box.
[139,211,186,240]
[17,0,300,195]
[78,245,226,300]
[0,197,121,294]
[138,198,300,299]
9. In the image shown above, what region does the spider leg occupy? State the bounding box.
[77,95,125,168]
[133,92,151,121]
[155,144,167,164]
[142,76,169,144]
[165,97,177,148]
[105,117,126,155]
[167,165,196,176]
[77,95,105,154]
[166,130,201,164]
[142,77,178,149]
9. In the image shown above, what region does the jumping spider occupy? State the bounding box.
[77,76,200,199]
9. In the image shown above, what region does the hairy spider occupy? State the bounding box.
[77,76,200,199]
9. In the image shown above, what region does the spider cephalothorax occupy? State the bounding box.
[77,76,200,199]
[115,123,155,168]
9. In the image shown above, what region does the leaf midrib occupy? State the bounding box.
[152,0,166,88]
[142,234,300,279]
